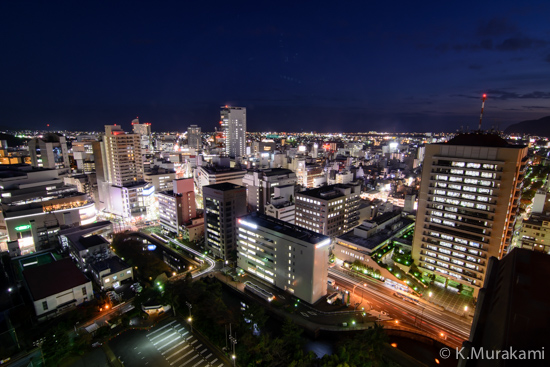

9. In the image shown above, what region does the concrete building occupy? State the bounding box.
[90,256,134,290]
[28,133,69,170]
[203,183,247,260]
[518,214,550,254]
[193,165,246,196]
[242,168,296,213]
[22,257,93,320]
[236,212,330,304]
[459,248,550,367]
[221,106,246,158]
[71,139,96,173]
[158,178,197,235]
[187,125,202,150]
[132,118,152,154]
[412,134,528,297]
[295,182,361,237]
[0,166,97,255]
[100,125,144,186]
[95,125,153,219]
[58,221,113,272]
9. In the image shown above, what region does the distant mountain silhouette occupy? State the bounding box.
[504,116,550,137]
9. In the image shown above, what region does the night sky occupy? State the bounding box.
[2,1,550,133]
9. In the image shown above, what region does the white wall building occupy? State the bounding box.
[236,212,330,304]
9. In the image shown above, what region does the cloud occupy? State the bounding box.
[545,54,550,63]
[477,18,517,37]
[522,105,549,109]
[495,37,547,51]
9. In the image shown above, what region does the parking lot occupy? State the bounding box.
[109,319,229,367]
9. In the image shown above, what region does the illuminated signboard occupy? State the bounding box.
[15,224,31,231]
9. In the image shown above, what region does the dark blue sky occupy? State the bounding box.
[2,1,550,133]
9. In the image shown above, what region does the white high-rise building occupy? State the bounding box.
[132,118,152,154]
[96,125,153,219]
[220,106,246,158]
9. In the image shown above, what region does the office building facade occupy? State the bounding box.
[412,134,528,296]
[242,168,297,213]
[203,183,247,260]
[236,212,330,304]
[221,106,246,158]
[295,182,361,237]
[187,125,202,150]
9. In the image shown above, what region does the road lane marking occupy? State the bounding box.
[150,328,177,342]
[166,343,191,359]
[148,320,177,336]
[157,335,182,350]
[179,354,199,366]
[170,349,193,365]
[162,340,186,355]
[153,332,179,346]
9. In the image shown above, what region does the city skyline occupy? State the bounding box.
[2,1,550,133]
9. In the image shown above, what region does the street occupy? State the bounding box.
[329,268,471,348]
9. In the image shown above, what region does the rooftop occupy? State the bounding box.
[445,133,526,148]
[90,256,130,273]
[238,212,328,246]
[23,258,90,300]
[204,182,244,191]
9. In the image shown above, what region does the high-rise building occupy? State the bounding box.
[158,178,197,235]
[220,106,246,158]
[95,125,153,219]
[187,125,202,150]
[203,183,247,260]
[101,125,144,186]
[28,133,69,170]
[412,134,528,297]
[295,182,361,237]
[236,212,330,304]
[132,118,152,154]
[242,168,297,213]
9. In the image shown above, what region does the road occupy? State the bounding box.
[329,268,471,348]
[109,318,230,367]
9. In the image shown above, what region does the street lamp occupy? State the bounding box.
[186,302,193,332]
[229,335,237,366]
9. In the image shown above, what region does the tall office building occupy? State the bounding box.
[220,106,246,158]
[187,125,202,150]
[242,168,297,213]
[203,183,247,260]
[236,212,330,304]
[295,182,361,237]
[412,134,527,297]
